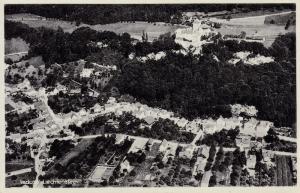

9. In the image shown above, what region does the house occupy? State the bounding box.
[247,154,256,170]
[193,156,207,175]
[162,150,175,164]
[179,144,195,159]
[250,141,263,150]
[197,145,210,158]
[128,138,148,153]
[120,160,132,173]
[185,121,201,133]
[235,134,251,149]
[8,133,21,143]
[144,116,156,125]
[176,118,189,128]
[159,140,178,163]
[159,139,168,152]
[224,117,241,129]
[69,88,81,95]
[143,174,154,181]
[202,119,217,134]
[262,149,274,162]
[241,118,258,136]
[143,139,154,152]
[255,121,273,138]
[216,117,226,131]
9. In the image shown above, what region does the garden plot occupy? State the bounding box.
[274,155,294,186]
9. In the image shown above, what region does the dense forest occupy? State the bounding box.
[5,4,296,25]
[5,20,296,128]
[114,34,296,128]
[5,20,130,65]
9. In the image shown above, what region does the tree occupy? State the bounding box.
[5,58,13,65]
[137,152,146,163]
[75,20,81,26]
[129,170,136,177]
[264,128,279,143]
[285,19,291,30]
[157,161,164,169]
[100,179,108,186]
[209,175,217,187]
[11,175,17,181]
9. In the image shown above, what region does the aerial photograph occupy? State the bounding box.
[4,3,296,188]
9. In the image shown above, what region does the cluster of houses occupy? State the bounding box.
[52,59,116,96]
[228,51,274,66]
[129,51,167,62]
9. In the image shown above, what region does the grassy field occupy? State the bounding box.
[6,13,185,41]
[211,11,294,25]
[210,11,296,47]
[6,161,34,173]
[216,9,294,19]
[275,155,293,186]
[265,12,296,25]
[5,37,29,54]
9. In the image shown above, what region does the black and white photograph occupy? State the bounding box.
[3,2,297,189]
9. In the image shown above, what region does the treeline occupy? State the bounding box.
[69,112,195,143]
[197,128,240,147]
[5,21,296,128]
[134,32,181,57]
[5,4,296,25]
[115,33,296,127]
[48,92,99,114]
[48,139,75,159]
[5,21,129,65]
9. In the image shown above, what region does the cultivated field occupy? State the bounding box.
[274,155,294,186]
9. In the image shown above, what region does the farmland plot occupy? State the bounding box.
[275,155,294,186]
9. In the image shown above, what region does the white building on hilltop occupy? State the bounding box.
[175,19,216,55]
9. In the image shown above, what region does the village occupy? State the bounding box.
[5,59,297,187]
[4,4,297,188]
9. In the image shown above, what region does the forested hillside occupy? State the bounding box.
[5,20,296,128]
